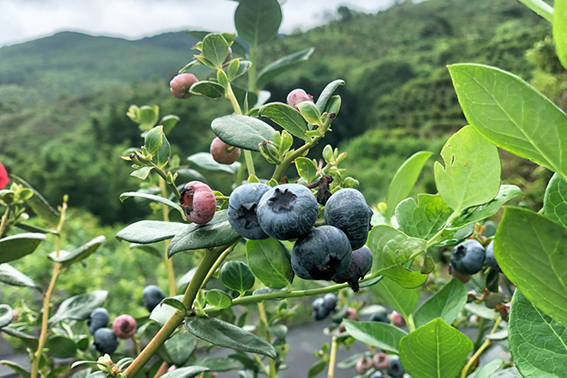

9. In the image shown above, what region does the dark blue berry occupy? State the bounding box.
[324,189,371,250]
[257,184,319,240]
[369,308,390,324]
[485,241,501,273]
[228,183,270,240]
[322,294,337,312]
[451,240,485,275]
[88,307,109,335]
[332,246,373,291]
[143,285,165,312]
[291,226,352,280]
[387,356,404,378]
[93,327,119,354]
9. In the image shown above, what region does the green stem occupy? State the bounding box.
[248,43,258,93]
[327,336,338,378]
[244,151,256,176]
[160,178,177,297]
[517,0,553,22]
[258,302,277,378]
[0,205,11,238]
[253,353,270,376]
[473,317,486,351]
[205,274,383,313]
[124,246,226,377]
[406,314,416,333]
[460,317,502,378]
[151,164,180,200]
[200,242,237,289]
[426,211,460,248]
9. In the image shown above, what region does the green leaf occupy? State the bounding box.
[234,0,282,46]
[386,151,432,219]
[136,105,160,130]
[229,60,252,81]
[202,33,230,68]
[188,152,241,175]
[371,278,419,320]
[162,331,197,367]
[153,133,171,168]
[396,194,452,240]
[167,210,241,256]
[399,319,473,378]
[130,243,162,259]
[144,126,164,155]
[495,207,567,326]
[206,289,233,309]
[220,260,255,294]
[185,316,277,358]
[176,167,208,183]
[555,0,567,69]
[519,0,553,21]
[259,102,308,140]
[131,166,153,180]
[10,174,59,225]
[308,360,327,378]
[295,157,318,184]
[120,192,184,217]
[449,64,567,182]
[246,238,293,289]
[544,173,567,227]
[160,114,180,134]
[162,298,187,313]
[47,236,105,266]
[158,366,210,378]
[324,95,341,115]
[0,304,13,328]
[117,221,187,244]
[316,79,346,113]
[177,267,197,289]
[467,358,504,378]
[450,185,522,229]
[343,320,407,354]
[46,335,76,358]
[0,233,45,264]
[434,126,501,213]
[414,279,467,328]
[464,302,497,320]
[509,290,567,377]
[0,264,40,289]
[256,48,315,89]
[212,114,276,152]
[0,360,30,377]
[368,226,428,288]
[150,295,183,326]
[296,101,322,125]
[49,290,108,324]
[193,357,245,372]
[190,81,225,98]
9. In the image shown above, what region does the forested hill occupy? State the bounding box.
[0,0,557,223]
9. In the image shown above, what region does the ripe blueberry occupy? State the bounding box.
[170,73,199,99]
[143,285,165,312]
[322,293,337,312]
[88,307,109,335]
[228,183,270,240]
[387,356,405,378]
[93,327,119,355]
[372,352,390,369]
[332,245,373,291]
[311,297,330,321]
[369,372,384,378]
[286,89,314,110]
[112,314,137,339]
[390,311,406,328]
[355,357,373,374]
[257,184,319,240]
[210,137,241,165]
[180,181,217,224]
[485,241,501,273]
[451,239,485,275]
[291,226,352,280]
[324,189,371,250]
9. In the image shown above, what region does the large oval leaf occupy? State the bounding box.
[120,192,184,217]
[413,279,467,328]
[187,152,241,175]
[189,81,225,98]
[220,260,255,295]
[116,221,187,244]
[246,239,293,289]
[399,319,473,378]
[449,64,567,182]
[48,235,106,266]
[544,173,567,228]
[256,48,315,89]
[343,320,407,354]
[162,331,197,367]
[202,33,230,68]
[371,277,419,320]
[49,290,108,324]
[0,264,40,290]
[46,335,77,358]
[554,0,567,69]
[167,210,241,257]
[0,233,45,264]
[211,114,276,151]
[10,174,59,225]
[185,316,276,358]
[509,290,567,377]
[234,0,282,46]
[495,207,567,327]
[259,103,308,140]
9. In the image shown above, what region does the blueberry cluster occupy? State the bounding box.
[355,353,405,377]
[228,184,373,290]
[88,308,137,355]
[450,239,501,279]
[311,294,337,320]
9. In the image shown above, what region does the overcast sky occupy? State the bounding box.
[0,0,396,47]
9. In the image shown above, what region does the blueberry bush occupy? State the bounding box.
[1,0,567,377]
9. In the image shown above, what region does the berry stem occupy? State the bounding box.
[124,245,227,376]
[406,314,416,332]
[159,177,177,297]
[30,197,68,378]
[460,317,502,378]
[327,336,338,378]
[150,163,181,199]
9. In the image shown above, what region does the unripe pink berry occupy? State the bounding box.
[286,89,314,110]
[391,311,406,328]
[355,357,373,374]
[170,73,199,99]
[112,314,137,339]
[180,181,217,224]
[372,352,390,369]
[210,137,241,165]
[346,307,358,320]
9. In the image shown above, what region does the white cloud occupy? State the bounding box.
[0,0,394,47]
